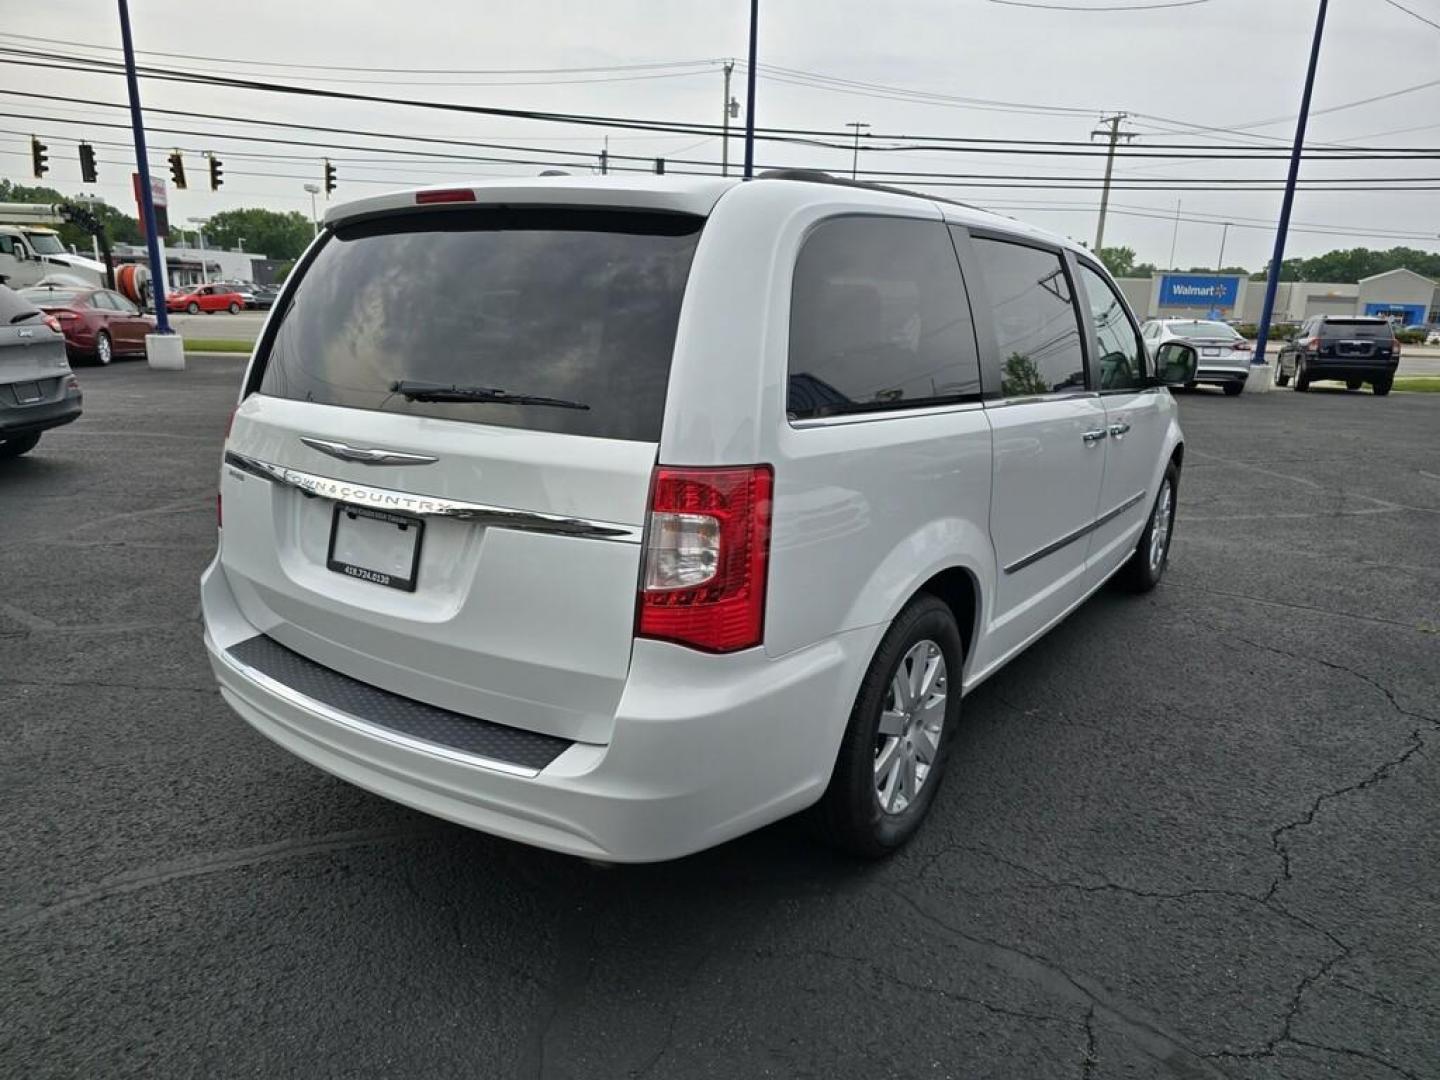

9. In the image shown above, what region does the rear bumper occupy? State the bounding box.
[1303,358,1398,380]
[0,389,82,438]
[1194,365,1249,385]
[201,557,873,862]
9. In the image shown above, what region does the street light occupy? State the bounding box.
[187,215,209,284]
[237,237,245,253]
[303,183,321,236]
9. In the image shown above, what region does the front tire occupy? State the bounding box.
[227,301,240,314]
[1119,463,1178,593]
[1274,361,1290,387]
[1293,358,1311,391]
[817,595,964,859]
[95,330,113,366]
[0,433,41,459]
[186,301,200,314]
[1346,378,1362,391]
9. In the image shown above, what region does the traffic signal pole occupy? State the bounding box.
[116,0,171,335]
[1250,0,1329,389]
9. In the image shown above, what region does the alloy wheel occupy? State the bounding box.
[1149,478,1173,573]
[874,640,948,815]
[96,332,112,365]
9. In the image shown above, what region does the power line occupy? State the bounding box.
[1380,0,1440,32]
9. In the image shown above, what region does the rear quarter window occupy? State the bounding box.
[253,208,703,442]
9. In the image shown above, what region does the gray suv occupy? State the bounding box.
[0,284,82,459]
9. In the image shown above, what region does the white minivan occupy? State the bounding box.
[201,174,1198,861]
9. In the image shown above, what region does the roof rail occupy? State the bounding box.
[754,168,989,215]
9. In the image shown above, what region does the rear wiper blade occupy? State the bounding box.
[389,379,590,411]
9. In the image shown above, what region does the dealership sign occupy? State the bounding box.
[1158,274,1241,308]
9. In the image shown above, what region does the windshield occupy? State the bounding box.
[23,231,66,256]
[1166,320,1240,339]
[254,207,703,442]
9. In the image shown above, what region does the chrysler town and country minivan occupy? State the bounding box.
[201,174,1197,861]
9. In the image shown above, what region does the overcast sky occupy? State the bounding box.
[5,0,1439,269]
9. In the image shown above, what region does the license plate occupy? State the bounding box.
[327,504,423,592]
[1202,347,1220,357]
[12,381,42,404]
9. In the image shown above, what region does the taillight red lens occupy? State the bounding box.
[1307,337,1321,350]
[43,314,63,333]
[53,310,78,321]
[1232,339,1252,351]
[638,465,773,653]
[415,188,476,204]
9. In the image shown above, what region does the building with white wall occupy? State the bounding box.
[1117,268,1440,325]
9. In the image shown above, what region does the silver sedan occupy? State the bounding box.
[1140,319,1254,397]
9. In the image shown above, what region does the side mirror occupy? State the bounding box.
[1154,342,1198,387]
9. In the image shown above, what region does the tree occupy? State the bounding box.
[1097,245,1137,277]
[0,179,143,247]
[1259,246,1440,283]
[199,208,314,261]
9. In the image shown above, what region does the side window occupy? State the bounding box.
[1077,262,1147,390]
[91,292,118,311]
[0,236,14,256]
[787,216,981,420]
[111,292,140,314]
[971,238,1086,397]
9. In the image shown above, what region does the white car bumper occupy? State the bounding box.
[201,557,875,862]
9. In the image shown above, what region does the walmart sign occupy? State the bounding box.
[1158,274,1242,308]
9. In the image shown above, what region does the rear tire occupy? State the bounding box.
[186,301,199,314]
[1223,382,1243,397]
[0,433,41,459]
[1119,463,1178,594]
[227,301,240,314]
[95,330,113,366]
[816,595,964,859]
[1294,359,1310,392]
[1373,376,1392,397]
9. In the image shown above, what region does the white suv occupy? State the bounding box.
[201,175,1197,861]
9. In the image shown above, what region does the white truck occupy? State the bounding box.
[0,203,108,289]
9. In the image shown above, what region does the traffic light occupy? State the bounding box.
[30,136,48,178]
[78,142,97,183]
[323,158,336,197]
[208,152,223,191]
[168,151,186,190]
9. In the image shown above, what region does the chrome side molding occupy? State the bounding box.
[223,450,642,543]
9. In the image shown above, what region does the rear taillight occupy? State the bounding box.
[637,465,773,653]
[53,310,78,321]
[43,314,63,333]
[1306,336,1321,351]
[1231,339,1252,352]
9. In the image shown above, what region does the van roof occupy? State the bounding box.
[323,174,1085,257]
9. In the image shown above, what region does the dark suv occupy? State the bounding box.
[1275,316,1399,395]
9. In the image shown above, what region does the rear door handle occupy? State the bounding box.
[1082,429,1107,444]
[1108,422,1131,438]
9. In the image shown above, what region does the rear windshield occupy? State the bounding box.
[254,208,702,442]
[1166,320,1239,339]
[20,288,85,307]
[0,287,41,323]
[1322,319,1392,338]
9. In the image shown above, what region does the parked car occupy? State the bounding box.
[201,175,1197,862]
[167,283,246,314]
[1275,315,1399,394]
[20,284,154,364]
[0,284,82,459]
[1141,318,1253,396]
[211,281,260,309]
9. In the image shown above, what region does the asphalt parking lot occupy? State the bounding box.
[2,360,1437,1079]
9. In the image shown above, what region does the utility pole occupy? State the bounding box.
[116,0,171,336]
[1168,199,1182,269]
[600,135,609,175]
[1252,0,1329,381]
[1217,222,1231,271]
[743,0,758,179]
[721,61,738,177]
[846,122,869,180]
[1091,113,1133,253]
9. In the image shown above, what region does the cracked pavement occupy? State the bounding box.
[2,365,1437,1079]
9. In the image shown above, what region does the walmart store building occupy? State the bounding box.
[1116,269,1440,325]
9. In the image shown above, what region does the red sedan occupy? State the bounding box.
[20,285,155,365]
[167,283,246,314]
